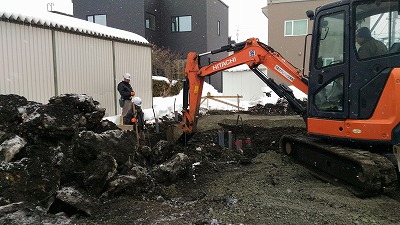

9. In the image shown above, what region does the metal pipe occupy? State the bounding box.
[228,131,232,150]
[218,130,225,148]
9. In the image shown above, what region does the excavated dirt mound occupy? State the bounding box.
[1,94,400,225]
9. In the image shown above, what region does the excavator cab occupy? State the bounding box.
[307,0,400,144]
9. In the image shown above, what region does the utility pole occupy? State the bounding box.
[236,26,239,42]
[47,2,54,11]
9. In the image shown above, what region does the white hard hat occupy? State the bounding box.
[132,97,142,107]
[123,73,131,80]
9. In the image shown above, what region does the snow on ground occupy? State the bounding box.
[104,80,307,125]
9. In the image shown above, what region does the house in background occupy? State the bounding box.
[263,0,332,82]
[73,0,229,92]
[0,8,152,116]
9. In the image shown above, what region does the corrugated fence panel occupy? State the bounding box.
[0,22,55,103]
[54,32,115,116]
[114,42,152,112]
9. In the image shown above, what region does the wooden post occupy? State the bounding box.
[237,94,240,111]
[207,92,210,109]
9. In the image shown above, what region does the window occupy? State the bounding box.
[171,16,192,32]
[87,14,107,26]
[316,12,345,69]
[354,0,400,60]
[217,20,221,36]
[284,19,308,36]
[315,76,344,111]
[145,12,156,31]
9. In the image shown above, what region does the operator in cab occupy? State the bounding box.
[356,27,387,59]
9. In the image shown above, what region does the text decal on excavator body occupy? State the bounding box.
[194,85,199,94]
[212,57,237,70]
[274,65,294,82]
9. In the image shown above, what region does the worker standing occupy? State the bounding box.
[117,73,136,119]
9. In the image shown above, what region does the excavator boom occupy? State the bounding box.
[175,38,308,137]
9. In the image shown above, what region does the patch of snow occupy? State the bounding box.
[1,135,27,162]
[152,76,170,83]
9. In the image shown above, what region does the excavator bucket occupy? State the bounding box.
[165,124,194,144]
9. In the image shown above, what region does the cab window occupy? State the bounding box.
[316,11,345,69]
[354,0,400,60]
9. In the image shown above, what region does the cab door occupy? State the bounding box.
[308,5,349,120]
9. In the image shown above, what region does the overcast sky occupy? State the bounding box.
[0,0,268,43]
[223,0,268,43]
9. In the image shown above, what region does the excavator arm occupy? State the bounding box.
[175,38,308,138]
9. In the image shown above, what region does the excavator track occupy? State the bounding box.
[280,134,398,197]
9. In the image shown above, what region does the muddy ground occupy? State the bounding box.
[72,113,400,225]
[2,94,400,225]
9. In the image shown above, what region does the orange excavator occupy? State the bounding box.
[170,0,400,196]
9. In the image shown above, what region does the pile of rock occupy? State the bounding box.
[0,94,191,224]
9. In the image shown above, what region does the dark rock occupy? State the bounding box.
[106,164,154,197]
[152,153,190,184]
[52,186,96,216]
[149,140,185,165]
[48,93,103,114]
[0,95,29,134]
[19,103,81,141]
[91,119,120,134]
[0,159,30,204]
[82,154,117,196]
[0,202,24,216]
[0,150,60,207]
[73,130,135,168]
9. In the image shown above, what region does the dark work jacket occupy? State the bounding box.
[117,81,133,100]
[358,38,387,59]
[124,105,145,131]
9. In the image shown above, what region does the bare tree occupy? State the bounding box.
[151,45,184,96]
[151,45,184,81]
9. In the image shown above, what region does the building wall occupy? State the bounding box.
[205,0,230,92]
[0,22,55,104]
[54,32,115,116]
[73,0,146,37]
[223,67,269,101]
[114,42,152,113]
[0,20,152,117]
[160,0,208,55]
[144,0,161,46]
[267,0,331,79]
